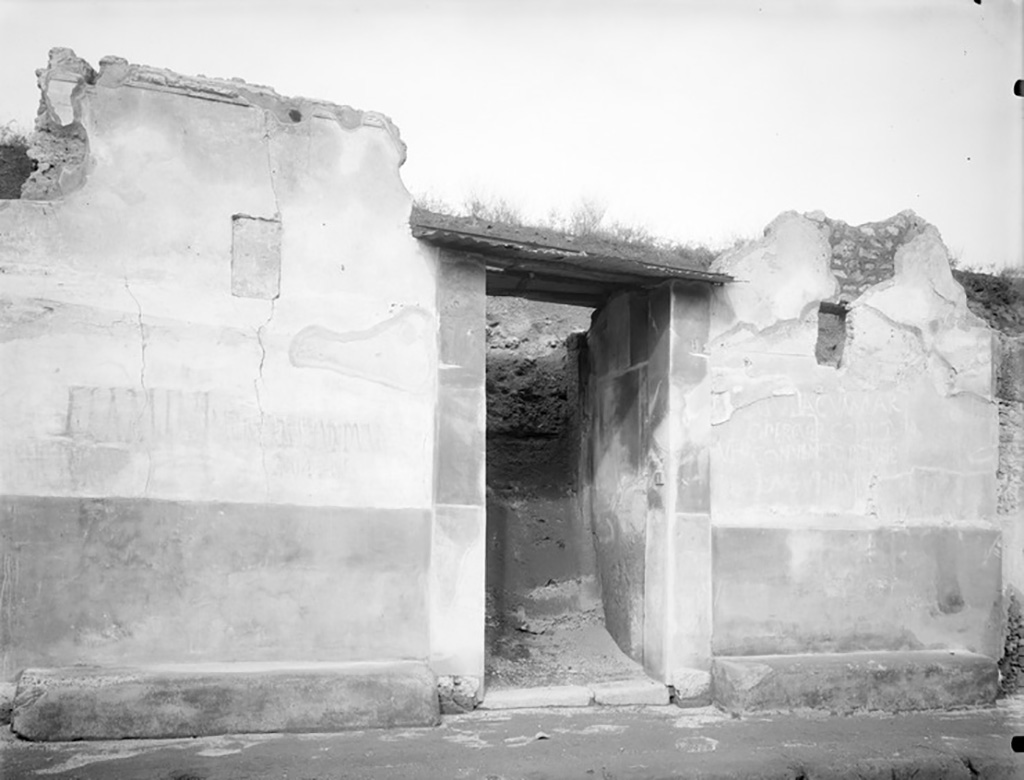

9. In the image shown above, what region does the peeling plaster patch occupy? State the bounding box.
[851,227,994,399]
[21,48,94,200]
[710,212,838,336]
[0,299,57,341]
[842,304,930,390]
[289,307,433,392]
[823,209,928,302]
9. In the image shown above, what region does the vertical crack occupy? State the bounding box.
[254,299,276,500]
[263,112,281,219]
[124,275,153,495]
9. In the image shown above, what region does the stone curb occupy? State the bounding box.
[12,662,440,741]
[712,650,1000,714]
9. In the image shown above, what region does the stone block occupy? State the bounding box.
[711,651,999,714]
[591,678,669,706]
[436,675,481,714]
[670,668,712,707]
[479,685,592,709]
[11,662,439,741]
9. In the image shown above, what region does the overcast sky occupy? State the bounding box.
[0,0,1021,269]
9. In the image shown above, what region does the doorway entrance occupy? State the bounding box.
[483,295,646,691]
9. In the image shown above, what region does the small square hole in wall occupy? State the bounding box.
[231,214,282,300]
[815,302,847,368]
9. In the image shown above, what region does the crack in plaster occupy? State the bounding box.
[712,308,817,350]
[262,113,282,220]
[948,389,994,405]
[853,301,927,344]
[710,386,799,427]
[851,301,973,396]
[250,111,282,502]
[254,299,276,500]
[122,275,153,495]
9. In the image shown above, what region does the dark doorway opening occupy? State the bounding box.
[484,296,645,689]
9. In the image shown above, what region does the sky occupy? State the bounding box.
[0,0,1021,269]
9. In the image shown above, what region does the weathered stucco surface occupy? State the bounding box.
[430,250,487,680]
[707,211,1001,660]
[584,282,713,684]
[586,292,655,664]
[1,47,1015,723]
[0,50,439,679]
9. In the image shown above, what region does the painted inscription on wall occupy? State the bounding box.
[8,385,423,500]
[712,389,907,512]
[712,383,996,520]
[64,386,387,453]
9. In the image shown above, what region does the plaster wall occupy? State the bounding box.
[583,282,715,684]
[707,213,1001,661]
[0,51,438,679]
[430,251,487,679]
[586,292,653,662]
[661,282,714,679]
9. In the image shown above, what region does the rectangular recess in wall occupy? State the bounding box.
[231,214,282,300]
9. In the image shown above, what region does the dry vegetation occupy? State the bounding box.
[413,192,720,270]
[954,267,1024,335]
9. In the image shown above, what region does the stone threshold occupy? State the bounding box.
[479,677,672,709]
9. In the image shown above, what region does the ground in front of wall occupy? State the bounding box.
[486,604,646,691]
[2,696,1022,779]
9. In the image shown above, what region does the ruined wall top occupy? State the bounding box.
[22,47,406,199]
[813,210,932,303]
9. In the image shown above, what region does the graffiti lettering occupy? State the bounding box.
[64,386,388,453]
